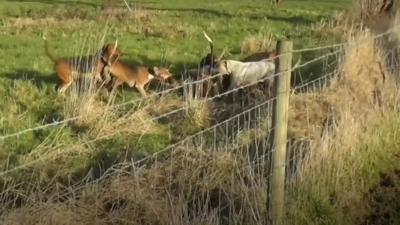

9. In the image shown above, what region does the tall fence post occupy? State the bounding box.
[270,40,293,225]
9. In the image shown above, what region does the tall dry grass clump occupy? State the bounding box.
[170,83,213,136]
[289,29,390,139]
[241,34,276,55]
[348,0,399,34]
[1,147,270,225]
[285,29,400,225]
[351,0,398,20]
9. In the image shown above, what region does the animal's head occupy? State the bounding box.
[214,49,231,74]
[101,41,123,64]
[266,51,277,61]
[217,60,231,75]
[153,66,173,81]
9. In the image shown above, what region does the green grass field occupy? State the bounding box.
[0,0,349,73]
[0,0,350,163]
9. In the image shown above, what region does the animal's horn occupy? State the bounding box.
[217,49,226,61]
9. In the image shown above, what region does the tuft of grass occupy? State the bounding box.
[175,98,211,136]
[240,33,276,55]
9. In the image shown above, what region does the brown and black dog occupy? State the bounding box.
[44,38,122,93]
[106,60,173,97]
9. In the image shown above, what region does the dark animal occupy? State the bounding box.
[241,51,277,62]
[199,31,217,73]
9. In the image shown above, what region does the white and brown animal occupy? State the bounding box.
[217,54,276,91]
[44,38,122,93]
[106,61,173,97]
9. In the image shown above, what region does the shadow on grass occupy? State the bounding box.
[2,69,58,88]
[143,6,321,25]
[5,0,100,7]
[142,6,235,18]
[266,15,323,25]
[6,0,159,8]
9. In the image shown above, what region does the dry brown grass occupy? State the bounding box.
[1,147,268,225]
[146,94,185,116]
[11,17,63,28]
[351,0,398,20]
[289,30,389,139]
[241,34,276,55]
[289,92,335,139]
[167,101,212,138]
[285,28,400,224]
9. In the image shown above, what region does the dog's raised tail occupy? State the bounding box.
[43,36,56,62]
[202,30,214,53]
[203,31,213,43]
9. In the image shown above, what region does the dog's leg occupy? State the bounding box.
[94,73,103,83]
[113,79,124,90]
[102,65,112,84]
[136,86,148,97]
[58,81,73,93]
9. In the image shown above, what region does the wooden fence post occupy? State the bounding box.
[270,40,293,225]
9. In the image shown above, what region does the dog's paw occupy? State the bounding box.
[94,75,104,83]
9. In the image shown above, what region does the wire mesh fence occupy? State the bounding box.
[0,26,398,224]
